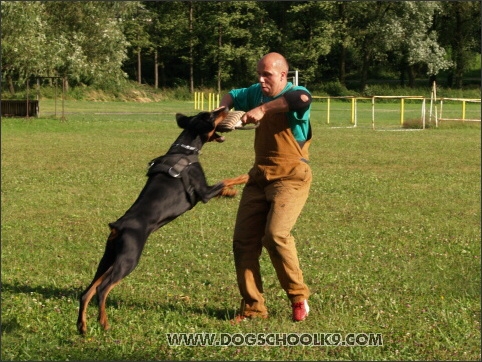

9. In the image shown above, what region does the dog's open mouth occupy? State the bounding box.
[208,107,228,142]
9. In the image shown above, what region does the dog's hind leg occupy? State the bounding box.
[77,228,119,335]
[95,228,146,331]
[95,258,138,331]
[77,267,113,334]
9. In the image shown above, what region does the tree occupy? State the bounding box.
[122,2,153,85]
[436,1,481,87]
[283,2,336,85]
[4,1,478,94]
[1,1,135,91]
[191,2,275,92]
[44,2,134,87]
[143,1,191,89]
[1,2,50,92]
[381,2,452,87]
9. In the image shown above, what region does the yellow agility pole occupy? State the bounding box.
[351,97,355,124]
[326,98,330,124]
[400,98,405,125]
[372,97,375,130]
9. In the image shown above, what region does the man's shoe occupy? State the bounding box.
[292,300,309,322]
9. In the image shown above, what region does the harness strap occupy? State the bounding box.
[146,154,199,206]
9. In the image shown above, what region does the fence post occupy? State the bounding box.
[371,97,375,130]
[351,97,355,124]
[422,98,426,129]
[400,98,404,125]
[61,77,66,121]
[326,98,330,124]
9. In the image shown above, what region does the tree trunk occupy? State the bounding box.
[8,76,15,94]
[360,50,370,91]
[399,66,405,87]
[64,77,69,93]
[453,3,464,88]
[338,44,346,86]
[338,2,346,86]
[217,24,222,94]
[154,50,158,89]
[189,1,194,93]
[408,64,415,88]
[160,61,166,88]
[137,48,142,84]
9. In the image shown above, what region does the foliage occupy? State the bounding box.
[436,1,482,88]
[383,2,452,76]
[1,1,480,92]
[1,2,49,83]
[1,1,136,89]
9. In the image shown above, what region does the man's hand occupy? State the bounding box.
[241,106,264,125]
[241,96,290,125]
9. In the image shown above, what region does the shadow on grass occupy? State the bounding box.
[2,281,235,322]
[1,281,81,300]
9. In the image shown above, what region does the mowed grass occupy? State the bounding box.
[1,99,480,360]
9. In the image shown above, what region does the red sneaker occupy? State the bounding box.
[292,300,309,322]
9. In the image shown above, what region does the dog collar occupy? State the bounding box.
[172,143,201,154]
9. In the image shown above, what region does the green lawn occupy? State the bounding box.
[1,100,480,360]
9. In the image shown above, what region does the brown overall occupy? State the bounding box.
[233,111,312,317]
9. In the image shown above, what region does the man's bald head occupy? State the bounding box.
[259,52,289,73]
[257,53,289,97]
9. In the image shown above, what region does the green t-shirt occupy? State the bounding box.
[228,82,311,142]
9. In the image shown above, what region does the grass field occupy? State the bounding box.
[1,99,480,360]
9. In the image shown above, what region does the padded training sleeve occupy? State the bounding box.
[283,90,312,111]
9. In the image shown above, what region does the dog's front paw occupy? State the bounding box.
[218,186,237,198]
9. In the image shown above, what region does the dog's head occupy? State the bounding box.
[176,107,227,143]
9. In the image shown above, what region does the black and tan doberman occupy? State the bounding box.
[77,107,248,334]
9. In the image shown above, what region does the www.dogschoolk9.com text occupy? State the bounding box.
[166,332,383,347]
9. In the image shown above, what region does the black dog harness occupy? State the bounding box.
[146,144,201,206]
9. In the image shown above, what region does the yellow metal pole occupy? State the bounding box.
[327,98,330,124]
[462,100,466,120]
[217,94,220,108]
[351,97,355,124]
[400,98,405,125]
[354,98,357,127]
[372,97,375,130]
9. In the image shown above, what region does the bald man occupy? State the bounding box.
[219,53,313,323]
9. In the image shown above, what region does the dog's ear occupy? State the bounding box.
[176,112,213,132]
[176,113,191,129]
[176,109,227,142]
[176,111,214,133]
